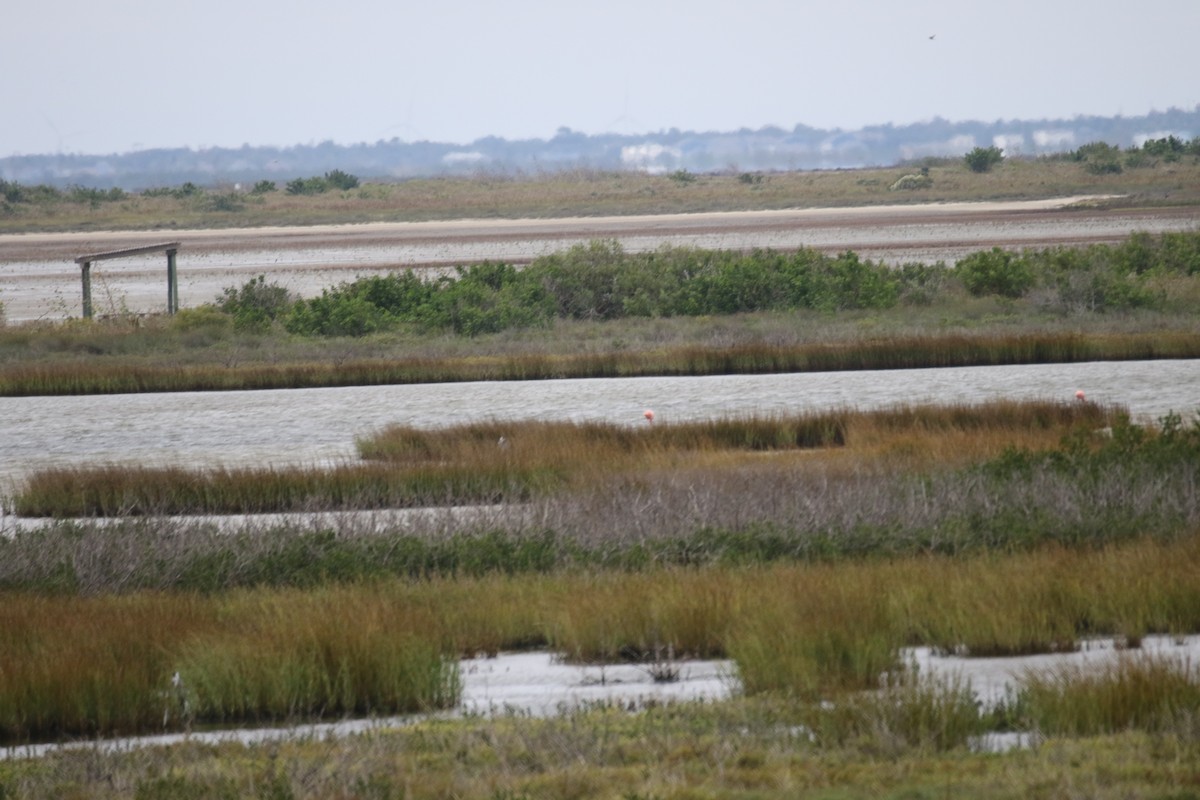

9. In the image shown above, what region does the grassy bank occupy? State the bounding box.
[3,709,1200,799]
[3,329,1199,397]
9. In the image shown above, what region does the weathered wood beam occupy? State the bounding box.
[74,241,182,264]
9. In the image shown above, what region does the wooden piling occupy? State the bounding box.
[73,242,182,318]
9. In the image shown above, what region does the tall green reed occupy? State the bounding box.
[1015,652,1200,736]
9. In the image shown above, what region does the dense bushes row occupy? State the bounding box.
[272,241,903,336]
[1065,136,1200,174]
[1,179,126,206]
[215,230,1200,336]
[1,171,360,213]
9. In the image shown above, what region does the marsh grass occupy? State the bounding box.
[0,593,214,740]
[544,570,739,663]
[4,707,1198,799]
[13,462,554,517]
[6,535,1200,744]
[12,400,1111,518]
[1016,652,1200,736]
[729,564,904,696]
[4,330,1199,396]
[175,588,460,723]
[803,671,988,753]
[0,586,459,744]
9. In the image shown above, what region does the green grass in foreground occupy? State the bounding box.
[2,714,1200,799]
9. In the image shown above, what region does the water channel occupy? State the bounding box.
[2,359,1198,492]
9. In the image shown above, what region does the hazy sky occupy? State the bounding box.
[4,0,1198,157]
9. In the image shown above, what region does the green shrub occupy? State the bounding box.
[324,169,360,190]
[1072,141,1123,175]
[956,248,1034,298]
[216,275,296,330]
[202,192,244,212]
[427,262,553,335]
[964,145,1004,173]
[284,171,360,195]
[67,185,126,208]
[285,176,328,195]
[169,306,232,333]
[532,240,633,320]
[2,181,62,203]
[808,252,899,311]
[1140,135,1187,161]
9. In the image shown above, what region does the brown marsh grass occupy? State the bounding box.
[12,400,1112,517]
[3,329,1199,396]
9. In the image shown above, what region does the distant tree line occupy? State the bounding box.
[1,179,126,208]
[1056,136,1200,174]
[0,171,361,214]
[5,106,1199,190]
[961,136,1200,175]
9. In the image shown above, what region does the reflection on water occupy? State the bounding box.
[2,360,1198,488]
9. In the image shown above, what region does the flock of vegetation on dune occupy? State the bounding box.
[2,144,1200,799]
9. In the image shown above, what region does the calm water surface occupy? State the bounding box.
[2,359,1198,488]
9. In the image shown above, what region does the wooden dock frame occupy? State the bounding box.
[73,242,182,319]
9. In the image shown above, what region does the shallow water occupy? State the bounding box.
[909,634,1200,710]
[2,359,1197,490]
[1,651,735,761]
[6,636,1196,760]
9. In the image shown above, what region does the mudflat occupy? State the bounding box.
[1,197,1197,321]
